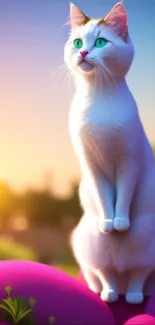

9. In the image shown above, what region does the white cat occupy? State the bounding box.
[64,2,155,304]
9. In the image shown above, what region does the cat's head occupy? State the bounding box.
[64,2,134,80]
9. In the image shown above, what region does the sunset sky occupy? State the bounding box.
[0,0,155,196]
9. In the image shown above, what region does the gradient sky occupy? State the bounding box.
[0,0,155,196]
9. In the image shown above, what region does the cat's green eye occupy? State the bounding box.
[95,38,107,48]
[73,39,83,49]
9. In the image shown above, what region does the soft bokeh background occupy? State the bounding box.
[0,0,154,277]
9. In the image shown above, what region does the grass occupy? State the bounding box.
[0,236,38,261]
[53,264,78,278]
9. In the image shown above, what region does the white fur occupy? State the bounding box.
[64,4,155,303]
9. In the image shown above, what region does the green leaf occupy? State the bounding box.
[15,308,31,323]
[5,286,12,296]
[2,298,16,316]
[12,298,21,322]
[14,297,30,322]
[11,297,27,323]
[15,297,27,312]
[29,297,36,308]
[0,303,11,313]
[49,316,55,324]
[12,298,18,313]
[0,303,16,322]
[4,297,14,307]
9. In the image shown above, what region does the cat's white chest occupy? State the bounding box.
[70,90,131,135]
[70,91,135,160]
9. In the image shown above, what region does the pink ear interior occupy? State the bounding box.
[104,2,127,38]
[70,3,87,27]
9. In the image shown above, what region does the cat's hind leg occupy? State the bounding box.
[126,268,151,304]
[97,269,119,303]
[81,265,102,295]
[79,178,98,218]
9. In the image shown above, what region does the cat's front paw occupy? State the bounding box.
[101,288,118,303]
[99,219,114,233]
[114,217,130,232]
[125,291,144,304]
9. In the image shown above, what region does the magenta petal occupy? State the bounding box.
[0,260,114,325]
[124,314,155,325]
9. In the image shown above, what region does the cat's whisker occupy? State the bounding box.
[100,60,116,86]
[97,66,102,91]
[95,67,99,92]
[97,65,102,91]
[49,64,66,81]
[96,67,99,90]
[93,67,96,92]
[100,65,113,91]
[49,67,68,94]
[95,66,99,90]
[95,57,116,90]
[99,68,103,90]
[67,71,73,94]
[92,58,113,91]
[93,67,98,94]
[98,65,108,89]
[105,68,117,86]
[89,59,97,94]
[90,58,103,91]
[50,63,66,73]
[96,66,102,91]
[63,69,72,95]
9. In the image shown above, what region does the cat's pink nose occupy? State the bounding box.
[80,51,89,58]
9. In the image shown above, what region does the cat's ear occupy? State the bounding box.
[70,3,89,28]
[104,2,127,39]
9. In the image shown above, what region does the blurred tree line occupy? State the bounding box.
[0,145,155,230]
[0,180,82,230]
